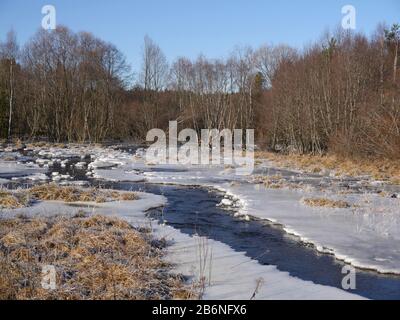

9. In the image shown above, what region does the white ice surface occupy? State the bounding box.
[222,184,400,274]
[0,178,10,184]
[93,168,145,182]
[0,160,44,178]
[157,227,363,300]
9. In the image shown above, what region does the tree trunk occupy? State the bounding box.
[7,60,13,140]
[394,41,398,83]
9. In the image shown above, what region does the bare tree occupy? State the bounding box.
[254,44,296,88]
[140,35,168,91]
[0,30,19,139]
[19,26,129,142]
[385,24,400,83]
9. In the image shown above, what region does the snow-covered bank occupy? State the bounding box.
[221,184,400,274]
[156,221,364,299]
[0,191,165,220]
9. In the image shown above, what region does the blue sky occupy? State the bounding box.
[0,0,399,72]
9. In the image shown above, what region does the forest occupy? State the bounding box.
[0,23,399,159]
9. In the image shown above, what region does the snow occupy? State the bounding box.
[218,198,233,207]
[0,159,45,179]
[158,228,363,300]
[0,178,10,184]
[87,151,128,169]
[59,180,90,187]
[0,191,165,224]
[25,173,49,181]
[222,184,400,274]
[93,168,145,182]
[74,162,86,168]
[89,161,118,169]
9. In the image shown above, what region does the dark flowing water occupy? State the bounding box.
[2,148,400,299]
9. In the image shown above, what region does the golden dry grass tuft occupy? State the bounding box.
[252,175,285,189]
[0,214,192,300]
[14,138,25,149]
[0,185,137,210]
[28,184,138,203]
[302,197,351,208]
[25,141,67,149]
[26,141,49,148]
[252,174,303,190]
[1,155,17,161]
[0,189,30,209]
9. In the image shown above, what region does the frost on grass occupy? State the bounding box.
[302,197,351,209]
[0,189,31,209]
[251,174,303,190]
[28,184,138,203]
[0,214,191,300]
[0,184,138,209]
[252,175,285,189]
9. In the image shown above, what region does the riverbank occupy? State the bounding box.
[255,151,400,185]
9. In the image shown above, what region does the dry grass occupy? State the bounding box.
[252,174,304,190]
[255,151,400,184]
[25,141,67,149]
[0,190,30,209]
[0,184,138,210]
[28,184,138,203]
[252,175,285,189]
[302,197,351,208]
[14,138,25,149]
[1,155,17,161]
[26,141,49,148]
[0,214,192,300]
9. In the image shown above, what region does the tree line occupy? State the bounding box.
[0,23,399,159]
[0,27,130,142]
[261,24,400,158]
